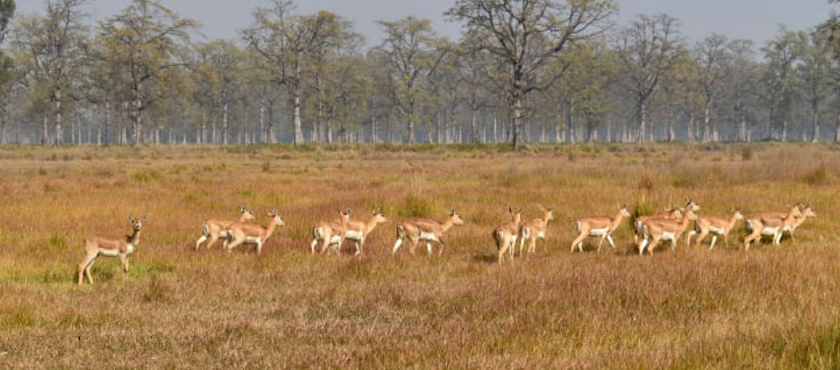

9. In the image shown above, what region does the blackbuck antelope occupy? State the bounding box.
[571,206,631,253]
[325,210,388,255]
[311,209,352,254]
[758,204,817,242]
[638,209,697,255]
[223,210,285,254]
[519,207,555,254]
[78,214,146,285]
[493,207,523,264]
[743,205,802,250]
[687,209,743,250]
[393,209,465,256]
[633,198,700,244]
[194,206,256,250]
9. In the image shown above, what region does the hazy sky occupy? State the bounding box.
[17,0,833,46]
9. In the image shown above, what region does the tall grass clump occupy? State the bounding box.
[802,164,830,186]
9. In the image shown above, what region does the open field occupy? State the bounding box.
[0,143,839,369]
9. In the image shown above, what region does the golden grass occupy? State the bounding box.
[0,143,839,369]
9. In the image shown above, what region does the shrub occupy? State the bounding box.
[638,173,656,192]
[741,146,754,161]
[630,199,655,227]
[803,164,830,186]
[399,195,435,218]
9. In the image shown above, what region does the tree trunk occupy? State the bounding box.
[781,118,788,142]
[637,98,646,144]
[54,89,63,146]
[223,102,229,145]
[812,101,820,143]
[133,85,143,146]
[326,113,333,144]
[292,62,304,145]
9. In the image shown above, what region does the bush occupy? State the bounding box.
[399,195,435,218]
[630,199,655,227]
[741,146,754,161]
[637,173,655,192]
[803,164,830,186]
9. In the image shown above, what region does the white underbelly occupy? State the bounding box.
[98,244,134,257]
[344,230,363,241]
[243,236,262,244]
[709,227,725,235]
[660,232,676,241]
[761,227,780,236]
[589,228,609,237]
[219,230,232,239]
[419,232,438,242]
[537,231,545,239]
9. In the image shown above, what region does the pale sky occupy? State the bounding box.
[17,0,833,46]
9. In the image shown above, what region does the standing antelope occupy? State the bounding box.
[224,210,285,254]
[519,207,555,255]
[571,206,631,253]
[393,208,465,256]
[493,207,523,264]
[310,209,352,254]
[743,205,802,250]
[758,204,817,242]
[326,210,387,255]
[688,209,743,250]
[195,206,256,250]
[78,214,146,285]
[633,198,699,244]
[638,209,698,255]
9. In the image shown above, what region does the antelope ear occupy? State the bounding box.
[548,207,554,212]
[141,214,147,222]
[128,214,134,222]
[518,207,524,214]
[450,208,456,215]
[240,206,246,212]
[508,207,513,214]
[346,208,351,216]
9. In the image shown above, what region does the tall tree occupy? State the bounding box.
[760,27,805,142]
[244,1,342,145]
[100,0,196,146]
[798,30,831,142]
[447,0,616,149]
[12,0,88,146]
[694,34,731,142]
[376,17,448,144]
[615,14,681,143]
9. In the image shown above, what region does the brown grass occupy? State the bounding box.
[0,143,839,369]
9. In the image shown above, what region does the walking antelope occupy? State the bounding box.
[519,207,555,254]
[223,210,285,254]
[310,209,352,254]
[325,210,388,255]
[393,208,465,256]
[758,204,817,242]
[194,206,256,250]
[493,207,523,264]
[638,209,698,255]
[571,206,631,253]
[78,214,146,285]
[687,209,743,250]
[633,198,699,244]
[743,205,802,250]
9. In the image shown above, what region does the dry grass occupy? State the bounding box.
[0,143,839,369]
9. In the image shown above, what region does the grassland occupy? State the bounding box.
[0,143,839,369]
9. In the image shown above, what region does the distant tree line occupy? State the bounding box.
[3,0,840,149]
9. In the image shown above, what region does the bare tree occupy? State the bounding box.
[447,0,616,149]
[616,14,681,143]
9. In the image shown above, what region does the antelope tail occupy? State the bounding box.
[201,224,210,237]
[396,225,406,240]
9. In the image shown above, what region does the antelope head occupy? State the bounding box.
[619,205,631,218]
[128,214,146,231]
[372,209,388,224]
[509,207,524,224]
[450,208,466,226]
[686,197,701,212]
[269,209,285,227]
[240,206,256,221]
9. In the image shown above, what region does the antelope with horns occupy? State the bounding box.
[195,206,256,250]
[688,209,743,250]
[638,208,698,255]
[325,210,388,255]
[519,206,555,255]
[633,198,700,244]
[493,207,523,264]
[78,214,146,285]
[310,209,352,254]
[393,208,465,256]
[223,210,285,254]
[743,205,803,250]
[756,204,817,242]
[571,206,631,253]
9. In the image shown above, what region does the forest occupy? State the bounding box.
[3,0,840,148]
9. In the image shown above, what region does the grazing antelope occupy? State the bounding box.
[633,198,699,244]
[759,204,817,242]
[194,206,256,250]
[326,210,388,255]
[393,208,465,256]
[224,210,285,254]
[518,207,555,254]
[493,207,523,264]
[638,209,698,255]
[688,209,743,250]
[310,209,352,254]
[78,214,146,285]
[571,206,631,253]
[743,205,803,250]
